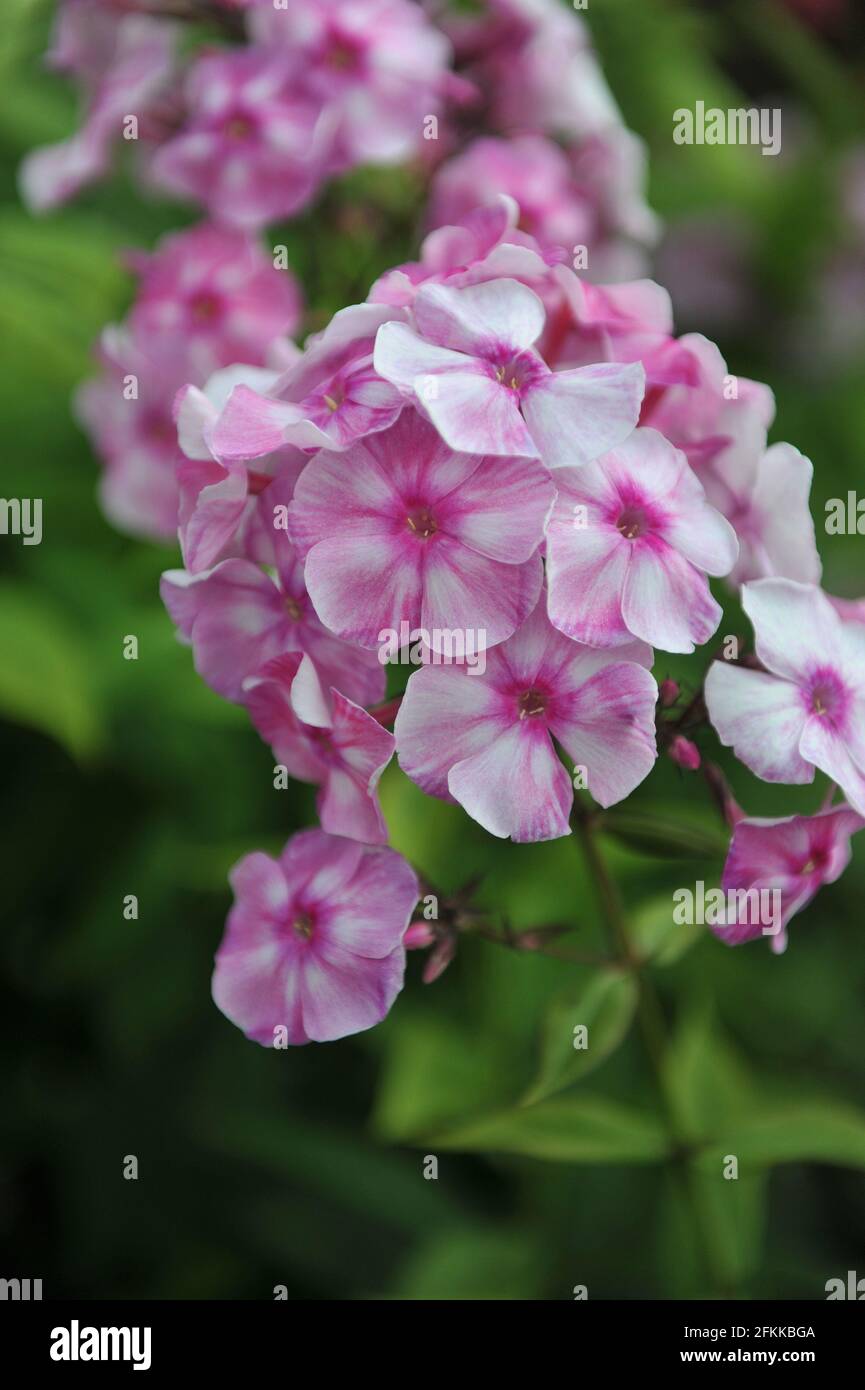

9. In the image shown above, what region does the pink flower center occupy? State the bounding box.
[800,847,828,876]
[326,37,363,71]
[291,910,314,941]
[806,668,847,720]
[284,596,303,621]
[491,350,545,396]
[517,688,547,720]
[141,410,176,447]
[224,112,256,142]
[616,504,649,540]
[406,505,437,539]
[189,291,222,325]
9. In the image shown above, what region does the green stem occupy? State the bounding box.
[573,807,728,1297]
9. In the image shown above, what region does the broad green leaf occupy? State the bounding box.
[427,1095,669,1164]
[0,582,101,759]
[697,1100,865,1172]
[664,1004,754,1141]
[372,1010,514,1143]
[522,967,638,1104]
[630,894,704,967]
[656,1165,767,1297]
[390,1227,546,1301]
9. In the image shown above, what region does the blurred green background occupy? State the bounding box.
[2,0,865,1300]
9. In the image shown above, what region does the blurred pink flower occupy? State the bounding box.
[127,222,302,380]
[250,0,453,168]
[150,48,325,229]
[213,829,418,1045]
[449,0,621,142]
[427,136,598,256]
[20,0,177,211]
[395,593,657,842]
[545,428,738,652]
[75,326,183,540]
[702,441,822,589]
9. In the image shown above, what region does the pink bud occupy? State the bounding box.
[422,935,456,984]
[404,921,435,950]
[659,678,679,707]
[668,734,701,771]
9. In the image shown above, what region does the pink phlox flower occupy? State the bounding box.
[394,592,657,843]
[209,303,406,462]
[427,136,599,258]
[373,276,645,467]
[20,2,176,211]
[368,195,564,309]
[716,803,864,953]
[149,47,326,229]
[286,406,554,652]
[127,222,303,380]
[701,440,822,589]
[212,829,418,1044]
[640,331,775,472]
[545,427,738,652]
[75,324,185,540]
[250,0,453,169]
[705,579,865,815]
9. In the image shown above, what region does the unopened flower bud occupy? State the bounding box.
[422,934,457,984]
[659,678,679,707]
[404,921,435,950]
[668,734,700,771]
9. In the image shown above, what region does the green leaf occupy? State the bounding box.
[629,895,704,967]
[656,1165,767,1296]
[389,1227,546,1301]
[602,808,727,861]
[0,582,101,759]
[427,1095,668,1164]
[664,1004,754,1141]
[522,968,638,1104]
[697,1100,865,1171]
[372,1009,514,1143]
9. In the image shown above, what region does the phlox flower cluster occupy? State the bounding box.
[31,0,864,1047]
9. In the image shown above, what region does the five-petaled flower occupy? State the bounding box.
[212,829,419,1044]
[545,427,738,652]
[394,593,658,842]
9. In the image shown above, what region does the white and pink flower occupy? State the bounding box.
[716,803,864,953]
[286,407,554,653]
[545,428,738,652]
[213,829,418,1045]
[373,276,645,467]
[149,48,325,230]
[705,580,865,814]
[394,594,657,843]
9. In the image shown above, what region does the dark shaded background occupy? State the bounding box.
[2,0,865,1299]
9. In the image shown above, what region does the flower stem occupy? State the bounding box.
[573,804,729,1296]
